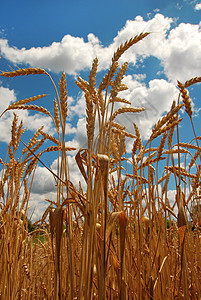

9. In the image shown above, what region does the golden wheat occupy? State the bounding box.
[0,34,200,300]
[0,67,47,77]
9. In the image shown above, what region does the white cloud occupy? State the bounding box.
[0,34,102,75]
[1,13,200,84]
[1,14,200,221]
[0,108,54,144]
[0,86,16,111]
[1,14,200,84]
[0,86,56,143]
[0,14,171,75]
[117,76,178,140]
[160,22,201,82]
[195,3,201,10]
[28,153,87,222]
[28,191,56,222]
[0,87,16,142]
[31,166,56,194]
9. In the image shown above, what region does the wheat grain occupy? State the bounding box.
[41,146,76,154]
[110,62,128,100]
[8,104,52,118]
[39,130,60,145]
[168,125,176,149]
[11,113,18,153]
[157,132,167,160]
[111,122,126,131]
[76,76,89,91]
[85,89,95,147]
[184,76,201,88]
[0,94,47,118]
[178,81,193,117]
[158,172,170,184]
[89,57,98,92]
[16,120,25,151]
[192,165,201,193]
[109,97,131,105]
[126,173,148,184]
[20,178,28,210]
[163,148,190,155]
[11,94,46,107]
[24,155,39,177]
[22,126,44,155]
[152,103,184,134]
[112,32,150,63]
[59,71,68,124]
[0,67,46,77]
[97,90,105,117]
[165,166,197,179]
[177,142,200,150]
[111,106,145,121]
[98,61,119,92]
[188,149,200,170]
[150,118,183,141]
[24,137,46,160]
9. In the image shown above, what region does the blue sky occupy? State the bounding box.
[0,0,201,220]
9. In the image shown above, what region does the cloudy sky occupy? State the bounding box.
[0,0,201,220]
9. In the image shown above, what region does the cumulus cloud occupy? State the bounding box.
[1,13,200,84]
[0,86,16,111]
[28,191,56,222]
[0,86,55,143]
[0,107,54,143]
[0,86,16,142]
[31,166,56,194]
[195,3,201,10]
[160,22,201,82]
[113,76,178,140]
[1,13,200,221]
[0,33,102,75]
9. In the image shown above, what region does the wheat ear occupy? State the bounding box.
[178,81,192,117]
[111,106,145,122]
[59,71,68,125]
[0,67,46,77]
[0,68,47,77]
[184,76,201,88]
[0,94,47,118]
[112,32,150,63]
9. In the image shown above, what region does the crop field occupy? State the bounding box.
[0,33,200,299]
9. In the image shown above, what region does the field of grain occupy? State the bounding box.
[0,33,200,299]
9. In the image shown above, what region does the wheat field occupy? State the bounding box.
[0,33,200,299]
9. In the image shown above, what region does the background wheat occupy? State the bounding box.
[0,35,200,299]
